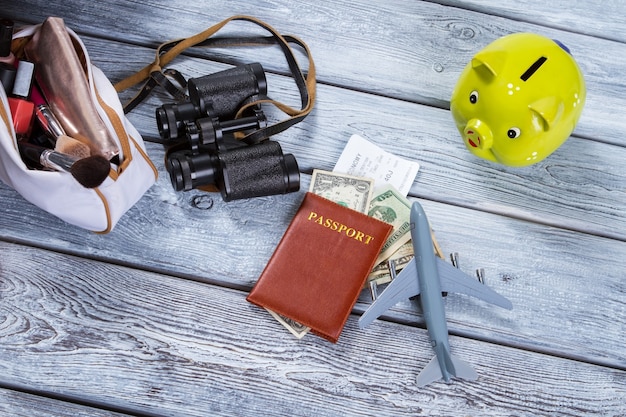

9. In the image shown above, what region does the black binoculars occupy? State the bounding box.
[156,63,300,201]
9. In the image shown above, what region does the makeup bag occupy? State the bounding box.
[0,18,158,233]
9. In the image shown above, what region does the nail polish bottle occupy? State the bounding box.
[0,19,15,65]
[8,60,35,138]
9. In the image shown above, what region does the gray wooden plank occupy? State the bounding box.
[1,241,624,417]
[0,388,133,417]
[1,172,625,369]
[3,0,626,147]
[436,0,626,43]
[0,1,623,416]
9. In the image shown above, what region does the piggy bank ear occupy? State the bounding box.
[471,50,506,80]
[529,96,564,131]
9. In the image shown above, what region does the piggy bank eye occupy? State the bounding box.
[507,127,521,139]
[469,91,479,104]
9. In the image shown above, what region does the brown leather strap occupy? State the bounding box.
[114,15,316,144]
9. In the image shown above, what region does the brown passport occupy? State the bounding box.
[247,192,393,343]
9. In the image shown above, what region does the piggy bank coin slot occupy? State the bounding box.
[521,56,547,81]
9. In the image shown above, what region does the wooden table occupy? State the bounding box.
[1,1,625,416]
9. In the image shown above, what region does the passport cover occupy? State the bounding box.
[247,192,393,343]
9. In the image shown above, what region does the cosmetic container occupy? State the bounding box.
[8,60,35,138]
[0,19,15,65]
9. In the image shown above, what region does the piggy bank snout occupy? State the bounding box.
[464,119,493,150]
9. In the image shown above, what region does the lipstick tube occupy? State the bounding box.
[0,19,16,93]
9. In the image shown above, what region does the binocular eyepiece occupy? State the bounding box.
[157,63,300,201]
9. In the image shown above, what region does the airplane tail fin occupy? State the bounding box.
[416,347,478,387]
[449,352,478,382]
[416,355,442,387]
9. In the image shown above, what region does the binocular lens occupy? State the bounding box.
[167,152,216,192]
[156,101,206,141]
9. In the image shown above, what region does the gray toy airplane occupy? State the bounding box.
[359,201,513,386]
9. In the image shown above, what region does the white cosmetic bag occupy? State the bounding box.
[0,19,157,233]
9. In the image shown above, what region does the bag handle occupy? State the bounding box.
[114,15,316,145]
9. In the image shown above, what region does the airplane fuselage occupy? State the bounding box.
[411,203,454,382]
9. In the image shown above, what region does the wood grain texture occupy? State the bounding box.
[1,242,624,417]
[436,0,626,43]
[0,31,623,374]
[0,388,132,417]
[0,0,624,416]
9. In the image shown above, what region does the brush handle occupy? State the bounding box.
[35,104,66,139]
[18,142,78,172]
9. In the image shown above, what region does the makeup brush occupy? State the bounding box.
[55,134,91,159]
[18,142,110,188]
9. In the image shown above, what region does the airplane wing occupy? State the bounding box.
[359,255,512,329]
[358,258,420,329]
[436,258,513,310]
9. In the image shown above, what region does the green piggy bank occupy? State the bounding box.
[450,33,586,167]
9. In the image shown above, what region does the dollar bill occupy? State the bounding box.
[367,214,446,286]
[266,309,310,339]
[368,241,414,285]
[430,226,445,259]
[368,185,412,265]
[309,169,374,213]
